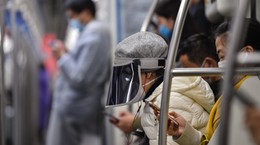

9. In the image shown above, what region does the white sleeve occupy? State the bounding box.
[174,122,202,145]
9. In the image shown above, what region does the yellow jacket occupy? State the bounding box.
[175,76,250,145]
[200,76,250,145]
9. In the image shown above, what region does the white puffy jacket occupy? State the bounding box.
[141,76,215,145]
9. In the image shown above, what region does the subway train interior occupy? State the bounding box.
[0,0,260,145]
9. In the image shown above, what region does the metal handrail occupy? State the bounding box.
[140,0,159,32]
[237,52,260,64]
[171,67,260,76]
[10,2,20,145]
[219,0,250,145]
[158,0,191,144]
[0,0,5,144]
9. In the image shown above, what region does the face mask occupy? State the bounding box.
[69,19,85,32]
[200,59,206,68]
[218,60,226,68]
[139,75,162,100]
[159,25,172,41]
[218,59,245,83]
[200,60,214,84]
[136,86,146,101]
[142,75,162,87]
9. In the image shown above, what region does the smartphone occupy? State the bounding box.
[148,102,179,128]
[49,40,59,51]
[103,112,119,124]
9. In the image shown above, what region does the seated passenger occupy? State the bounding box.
[167,18,260,145]
[107,31,215,145]
[178,33,222,101]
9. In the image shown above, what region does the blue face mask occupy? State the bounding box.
[159,25,172,41]
[69,19,85,32]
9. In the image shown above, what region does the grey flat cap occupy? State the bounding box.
[115,32,168,59]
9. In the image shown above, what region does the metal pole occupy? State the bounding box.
[140,0,158,32]
[158,0,191,144]
[0,0,6,144]
[10,1,21,145]
[219,0,250,145]
[171,67,260,76]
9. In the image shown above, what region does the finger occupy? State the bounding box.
[172,120,179,129]
[109,118,119,124]
[168,111,179,118]
[119,111,127,116]
[157,113,160,119]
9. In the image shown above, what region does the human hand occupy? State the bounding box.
[50,40,67,59]
[110,111,135,134]
[167,111,186,139]
[246,107,260,145]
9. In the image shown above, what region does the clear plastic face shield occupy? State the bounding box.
[106,58,165,107]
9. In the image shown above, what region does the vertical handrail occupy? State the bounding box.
[10,1,20,145]
[140,0,159,32]
[158,0,191,145]
[219,0,250,145]
[0,0,5,144]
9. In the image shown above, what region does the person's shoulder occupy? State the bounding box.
[87,20,109,31]
[81,20,110,38]
[171,76,202,89]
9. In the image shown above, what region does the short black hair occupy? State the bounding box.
[65,0,96,17]
[155,0,180,20]
[215,18,260,51]
[178,33,219,65]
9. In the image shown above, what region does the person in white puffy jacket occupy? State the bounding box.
[141,76,215,145]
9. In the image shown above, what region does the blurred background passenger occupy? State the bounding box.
[46,0,111,145]
[189,0,212,35]
[154,0,199,43]
[178,33,222,101]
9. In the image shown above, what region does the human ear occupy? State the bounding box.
[167,17,175,29]
[203,57,218,68]
[145,72,153,79]
[241,45,254,53]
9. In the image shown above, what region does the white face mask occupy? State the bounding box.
[218,60,226,68]
[218,59,245,83]
[142,75,162,87]
[200,60,206,68]
[137,75,162,100]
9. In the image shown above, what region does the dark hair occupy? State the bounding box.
[155,0,198,41]
[178,33,219,65]
[155,0,180,20]
[65,0,96,17]
[215,19,260,51]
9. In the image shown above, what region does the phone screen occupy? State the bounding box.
[148,102,179,128]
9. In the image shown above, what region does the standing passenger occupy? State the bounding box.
[46,0,111,145]
[154,0,198,43]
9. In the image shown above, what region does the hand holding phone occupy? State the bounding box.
[148,102,179,128]
[103,112,119,124]
[49,40,67,59]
